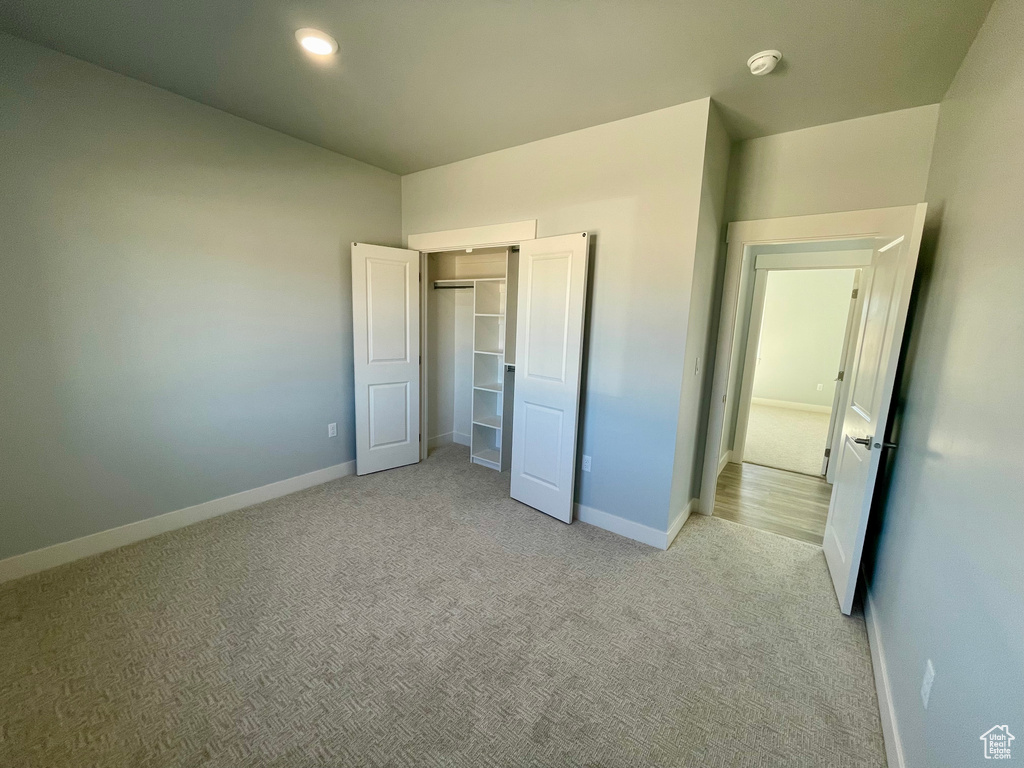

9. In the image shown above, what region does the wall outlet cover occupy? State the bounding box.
[582,455,592,472]
[328,422,337,438]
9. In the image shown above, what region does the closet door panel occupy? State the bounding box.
[510,233,589,522]
[352,243,421,475]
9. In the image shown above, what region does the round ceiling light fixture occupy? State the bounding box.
[747,49,782,76]
[296,28,338,56]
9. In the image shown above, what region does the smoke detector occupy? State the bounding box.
[747,50,782,76]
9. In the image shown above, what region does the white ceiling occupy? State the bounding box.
[0,0,993,174]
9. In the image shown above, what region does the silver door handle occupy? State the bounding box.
[853,436,898,450]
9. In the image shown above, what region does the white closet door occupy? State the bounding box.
[351,243,420,475]
[510,233,589,522]
[823,204,926,613]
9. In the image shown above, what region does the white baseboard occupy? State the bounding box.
[0,460,356,584]
[718,450,733,476]
[751,397,832,414]
[864,582,906,768]
[666,499,695,548]
[428,432,453,449]
[576,500,693,550]
[428,431,470,449]
[430,431,471,449]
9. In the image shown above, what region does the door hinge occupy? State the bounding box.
[837,370,844,381]
[824,448,831,458]
[851,288,859,299]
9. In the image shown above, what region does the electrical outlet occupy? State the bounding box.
[816,383,824,391]
[921,659,935,709]
[582,455,592,472]
[328,422,337,438]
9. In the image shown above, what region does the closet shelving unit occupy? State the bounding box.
[470,278,507,470]
[427,246,516,472]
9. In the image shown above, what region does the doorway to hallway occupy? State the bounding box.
[736,267,860,480]
[699,205,926,612]
[713,462,831,545]
[713,266,859,545]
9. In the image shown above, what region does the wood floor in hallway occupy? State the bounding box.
[713,461,832,545]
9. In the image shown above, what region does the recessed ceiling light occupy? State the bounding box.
[296,28,338,56]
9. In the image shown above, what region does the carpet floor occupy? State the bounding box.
[743,403,832,476]
[0,445,885,767]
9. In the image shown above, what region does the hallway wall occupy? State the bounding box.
[726,105,939,222]
[752,269,856,409]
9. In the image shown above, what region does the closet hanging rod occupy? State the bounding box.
[432,281,474,290]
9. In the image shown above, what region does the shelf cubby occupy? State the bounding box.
[472,388,502,429]
[472,353,502,391]
[471,424,501,469]
[474,279,506,316]
[473,315,505,355]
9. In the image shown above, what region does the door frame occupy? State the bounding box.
[823,272,863,481]
[730,267,768,465]
[731,252,871,467]
[698,205,926,519]
[407,220,537,459]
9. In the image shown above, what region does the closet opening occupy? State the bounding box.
[422,246,519,471]
[353,223,590,523]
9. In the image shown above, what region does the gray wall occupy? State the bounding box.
[669,102,731,515]
[0,35,402,559]
[726,105,939,222]
[720,106,940,457]
[403,99,714,532]
[867,0,1024,764]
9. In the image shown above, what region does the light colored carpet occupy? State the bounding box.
[0,445,884,767]
[743,403,831,476]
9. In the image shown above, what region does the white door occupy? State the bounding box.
[510,233,590,523]
[351,243,420,475]
[823,204,926,613]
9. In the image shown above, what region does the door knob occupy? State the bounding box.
[852,436,899,450]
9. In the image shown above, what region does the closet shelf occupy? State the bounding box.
[472,415,501,429]
[471,448,501,469]
[473,382,502,393]
[474,313,503,317]
[473,348,503,356]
